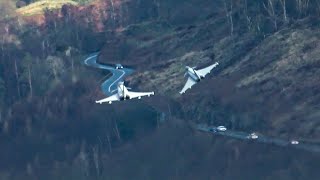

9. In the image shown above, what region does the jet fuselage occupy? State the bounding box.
[117,82,130,100]
[186,66,203,82]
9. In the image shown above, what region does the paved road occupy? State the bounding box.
[84,52,134,95]
[197,124,320,153]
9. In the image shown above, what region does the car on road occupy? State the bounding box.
[217,126,227,132]
[247,132,259,139]
[209,126,227,133]
[115,64,123,69]
[208,127,217,133]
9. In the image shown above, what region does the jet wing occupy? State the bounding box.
[197,62,219,77]
[127,91,154,99]
[179,77,197,94]
[95,94,119,104]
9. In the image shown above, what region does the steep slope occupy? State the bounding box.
[99,7,320,140]
[16,0,78,16]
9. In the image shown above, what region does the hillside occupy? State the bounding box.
[16,0,78,16]
[99,1,320,139]
[0,0,320,179]
[116,19,320,139]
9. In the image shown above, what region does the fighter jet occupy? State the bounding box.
[180,62,219,94]
[95,81,154,104]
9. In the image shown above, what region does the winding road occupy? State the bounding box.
[84,52,134,95]
[197,124,320,153]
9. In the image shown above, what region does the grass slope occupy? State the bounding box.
[16,0,78,16]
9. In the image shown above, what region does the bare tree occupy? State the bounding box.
[65,46,75,79]
[156,113,160,129]
[1,36,4,59]
[153,0,161,20]
[167,103,172,121]
[92,146,100,177]
[296,0,310,16]
[279,0,288,22]
[109,0,116,22]
[263,0,278,30]
[14,59,21,98]
[243,0,252,31]
[46,55,65,82]
[78,141,90,177]
[223,0,234,36]
[114,118,121,141]
[316,1,320,15]
[107,134,112,153]
[22,54,33,98]
[27,64,33,98]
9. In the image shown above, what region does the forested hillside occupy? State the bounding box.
[0,0,320,179]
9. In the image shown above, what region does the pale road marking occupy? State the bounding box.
[84,54,97,65]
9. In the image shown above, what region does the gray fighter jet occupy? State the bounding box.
[180,62,219,94]
[96,82,154,104]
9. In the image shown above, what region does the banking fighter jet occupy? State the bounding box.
[180,62,219,94]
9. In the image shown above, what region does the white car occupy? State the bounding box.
[115,64,123,69]
[217,126,227,132]
[247,133,258,139]
[290,140,299,145]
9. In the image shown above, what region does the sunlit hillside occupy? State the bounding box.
[16,0,78,16]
